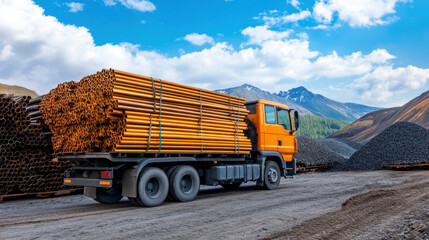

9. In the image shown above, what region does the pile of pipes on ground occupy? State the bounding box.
[0,94,77,195]
[41,69,252,153]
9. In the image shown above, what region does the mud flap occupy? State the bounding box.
[256,155,266,187]
[122,168,138,198]
[286,158,296,177]
[84,187,96,198]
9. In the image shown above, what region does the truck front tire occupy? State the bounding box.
[264,161,281,190]
[137,167,169,207]
[94,187,123,204]
[169,165,200,202]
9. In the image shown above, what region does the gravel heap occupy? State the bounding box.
[336,122,429,171]
[318,138,359,159]
[335,139,363,150]
[295,136,346,166]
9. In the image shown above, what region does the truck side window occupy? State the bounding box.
[277,109,292,131]
[265,105,276,124]
[245,103,257,114]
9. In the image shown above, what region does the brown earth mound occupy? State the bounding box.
[330,89,429,143]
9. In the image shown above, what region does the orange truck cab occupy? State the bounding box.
[245,99,299,179]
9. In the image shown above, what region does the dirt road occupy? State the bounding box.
[0,171,427,240]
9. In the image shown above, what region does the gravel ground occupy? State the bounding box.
[336,122,429,171]
[264,171,429,240]
[295,136,346,166]
[1,171,427,240]
[380,210,429,240]
[318,138,358,158]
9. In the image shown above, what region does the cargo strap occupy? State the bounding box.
[146,113,152,152]
[159,79,163,152]
[236,98,241,153]
[199,89,203,152]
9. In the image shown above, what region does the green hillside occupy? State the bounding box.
[296,114,351,139]
[0,83,39,98]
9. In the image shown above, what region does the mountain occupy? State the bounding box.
[296,114,351,139]
[278,87,381,121]
[0,83,39,98]
[216,84,381,121]
[330,89,429,143]
[217,84,311,114]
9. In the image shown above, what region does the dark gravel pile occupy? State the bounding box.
[335,139,363,150]
[295,136,346,166]
[336,122,429,171]
[318,138,358,158]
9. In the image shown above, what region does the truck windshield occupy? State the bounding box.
[277,108,292,131]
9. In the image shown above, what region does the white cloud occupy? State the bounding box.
[351,65,429,104]
[102,0,155,12]
[103,0,117,6]
[309,23,342,30]
[183,33,215,46]
[262,10,311,26]
[0,0,426,107]
[66,2,84,13]
[313,0,408,27]
[0,45,14,61]
[242,26,291,45]
[311,24,329,29]
[313,1,333,24]
[312,49,394,78]
[288,0,300,9]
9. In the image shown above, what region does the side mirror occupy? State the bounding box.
[294,110,299,130]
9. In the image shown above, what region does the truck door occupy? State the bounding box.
[262,104,279,152]
[276,108,296,161]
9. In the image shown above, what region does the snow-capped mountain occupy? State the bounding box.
[216,84,381,121]
[217,84,311,115]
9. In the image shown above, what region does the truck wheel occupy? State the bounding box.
[221,182,242,190]
[165,166,179,201]
[94,187,123,204]
[137,167,169,207]
[169,165,200,202]
[264,161,281,190]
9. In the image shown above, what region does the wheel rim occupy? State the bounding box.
[105,188,116,195]
[146,177,160,198]
[268,167,278,183]
[180,174,192,194]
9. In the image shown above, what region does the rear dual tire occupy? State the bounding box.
[168,165,200,202]
[136,167,169,207]
[132,165,200,207]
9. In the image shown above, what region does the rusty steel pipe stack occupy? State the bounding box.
[41,69,252,153]
[0,94,77,196]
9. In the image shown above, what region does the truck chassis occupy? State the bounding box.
[60,152,295,207]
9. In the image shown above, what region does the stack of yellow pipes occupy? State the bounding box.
[41,69,252,154]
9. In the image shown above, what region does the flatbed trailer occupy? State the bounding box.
[60,99,300,207]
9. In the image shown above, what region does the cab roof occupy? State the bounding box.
[245,99,290,110]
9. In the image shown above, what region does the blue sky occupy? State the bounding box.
[0,0,428,107]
